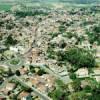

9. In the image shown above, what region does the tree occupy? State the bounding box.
[59,25,66,32]
[37,69,47,76]
[47,45,56,59]
[86,25,100,45]
[69,73,77,80]
[15,70,21,76]
[48,80,69,100]
[56,47,95,70]
[5,35,17,46]
[93,25,100,33]
[68,91,91,100]
[66,48,95,68]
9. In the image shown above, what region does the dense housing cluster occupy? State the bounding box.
[0,2,100,100]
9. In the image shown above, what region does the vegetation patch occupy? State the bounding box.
[10,59,20,65]
[0,4,12,11]
[5,35,18,46]
[15,10,48,18]
[56,47,95,70]
[48,79,69,100]
[86,25,100,45]
[29,65,47,75]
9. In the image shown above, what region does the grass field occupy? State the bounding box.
[0,1,99,11]
[0,4,12,11]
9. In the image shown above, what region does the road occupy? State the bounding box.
[12,75,52,100]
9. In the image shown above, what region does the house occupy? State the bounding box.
[0,83,16,95]
[68,84,74,93]
[0,65,9,72]
[37,84,47,93]
[3,50,15,59]
[18,91,32,100]
[76,68,89,78]
[5,83,16,92]
[19,67,28,75]
[0,95,6,100]
[0,45,7,52]
[93,69,100,82]
[81,80,89,88]
[29,75,42,87]
[9,46,18,53]
[81,40,91,49]
[96,46,100,58]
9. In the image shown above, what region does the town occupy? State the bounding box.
[0,0,100,100]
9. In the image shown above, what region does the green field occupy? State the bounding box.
[0,0,99,11]
[0,4,12,11]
